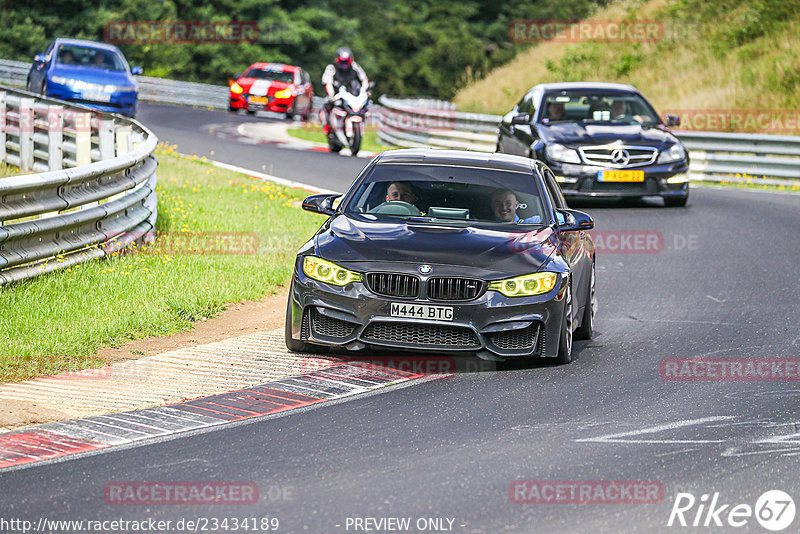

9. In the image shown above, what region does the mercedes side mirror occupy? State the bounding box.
[302,194,341,216]
[511,113,531,125]
[665,114,680,127]
[556,209,594,231]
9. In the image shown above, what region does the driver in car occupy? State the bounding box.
[385,182,418,205]
[491,189,541,224]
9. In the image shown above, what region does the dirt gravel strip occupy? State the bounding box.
[0,328,340,433]
[0,360,427,470]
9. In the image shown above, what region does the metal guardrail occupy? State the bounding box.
[0,84,158,286]
[377,96,800,187]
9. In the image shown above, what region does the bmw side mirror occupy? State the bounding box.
[556,209,593,231]
[131,66,143,75]
[511,113,530,125]
[665,114,680,127]
[302,193,341,216]
[34,54,46,63]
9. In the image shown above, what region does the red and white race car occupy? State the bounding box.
[229,63,314,120]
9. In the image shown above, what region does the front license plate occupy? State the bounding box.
[84,92,111,103]
[248,96,272,104]
[390,303,453,321]
[598,170,645,182]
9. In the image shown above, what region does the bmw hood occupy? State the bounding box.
[539,122,678,149]
[314,215,558,275]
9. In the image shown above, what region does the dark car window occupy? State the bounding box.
[540,90,659,126]
[541,167,567,210]
[517,92,536,115]
[343,164,545,226]
[56,45,126,71]
[243,68,294,83]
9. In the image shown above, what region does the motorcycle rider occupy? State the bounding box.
[321,47,370,133]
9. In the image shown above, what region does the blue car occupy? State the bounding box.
[27,38,142,117]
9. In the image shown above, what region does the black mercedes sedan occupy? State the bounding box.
[497,82,690,207]
[286,149,596,364]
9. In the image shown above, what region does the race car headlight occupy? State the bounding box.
[545,143,581,164]
[230,82,243,94]
[50,75,69,85]
[657,143,686,164]
[274,88,292,99]
[302,256,361,286]
[488,272,558,297]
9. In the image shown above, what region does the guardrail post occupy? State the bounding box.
[74,111,91,166]
[18,97,35,173]
[98,117,115,160]
[0,91,6,162]
[116,124,132,155]
[47,104,63,171]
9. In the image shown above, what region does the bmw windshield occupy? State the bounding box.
[343,163,546,227]
[540,90,660,126]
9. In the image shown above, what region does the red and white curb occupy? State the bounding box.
[0,362,427,470]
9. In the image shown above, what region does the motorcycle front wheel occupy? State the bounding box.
[349,128,362,157]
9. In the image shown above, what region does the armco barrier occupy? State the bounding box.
[0,84,157,286]
[376,96,800,187]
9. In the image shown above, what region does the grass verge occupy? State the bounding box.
[287,124,389,153]
[0,145,327,383]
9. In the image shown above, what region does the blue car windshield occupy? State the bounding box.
[343,163,546,226]
[56,45,126,72]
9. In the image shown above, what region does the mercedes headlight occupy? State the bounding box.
[657,143,686,164]
[302,256,361,286]
[488,272,558,297]
[545,143,581,164]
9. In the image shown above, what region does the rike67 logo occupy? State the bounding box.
[667,490,795,531]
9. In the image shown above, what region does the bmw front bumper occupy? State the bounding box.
[288,260,569,359]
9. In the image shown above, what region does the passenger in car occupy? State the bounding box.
[490,189,541,224]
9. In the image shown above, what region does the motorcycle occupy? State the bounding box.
[326,86,370,157]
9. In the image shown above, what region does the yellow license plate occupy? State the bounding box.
[249,96,270,104]
[598,170,645,182]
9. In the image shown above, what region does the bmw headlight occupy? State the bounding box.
[50,76,69,85]
[657,143,686,164]
[488,272,558,297]
[544,143,581,164]
[302,256,361,286]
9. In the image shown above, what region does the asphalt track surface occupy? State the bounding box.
[2,103,800,533]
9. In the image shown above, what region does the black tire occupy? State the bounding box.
[328,134,343,153]
[555,281,574,364]
[284,294,326,353]
[574,261,596,341]
[40,80,47,96]
[664,193,688,207]
[350,128,362,157]
[26,78,34,92]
